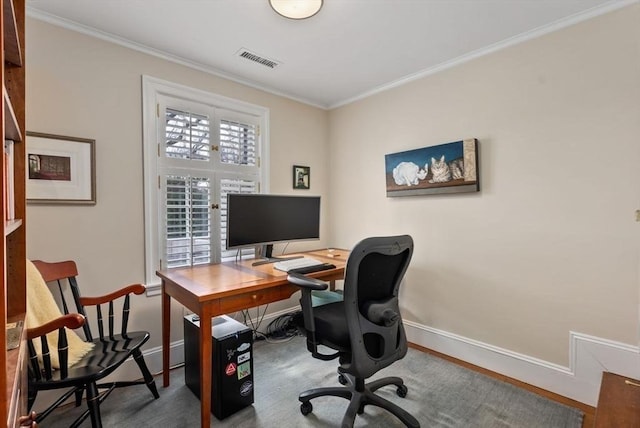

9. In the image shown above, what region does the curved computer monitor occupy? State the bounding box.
[226,193,321,265]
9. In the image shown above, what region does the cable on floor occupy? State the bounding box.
[263,311,301,342]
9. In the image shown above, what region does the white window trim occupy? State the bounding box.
[142,75,270,294]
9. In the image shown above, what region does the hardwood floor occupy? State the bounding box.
[408,343,595,428]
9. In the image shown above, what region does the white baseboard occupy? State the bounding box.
[404,320,640,406]
[33,309,640,411]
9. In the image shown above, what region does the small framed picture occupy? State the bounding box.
[26,132,96,205]
[293,165,310,189]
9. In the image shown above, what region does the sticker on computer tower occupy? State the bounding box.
[237,352,250,364]
[225,362,237,376]
[226,349,237,361]
[237,361,251,379]
[240,380,253,397]
[238,342,250,352]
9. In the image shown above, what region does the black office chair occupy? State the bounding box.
[287,235,419,428]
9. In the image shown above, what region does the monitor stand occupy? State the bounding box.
[251,244,303,266]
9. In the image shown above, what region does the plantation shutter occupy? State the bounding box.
[165,108,211,161]
[219,119,258,166]
[165,175,212,268]
[159,102,262,268]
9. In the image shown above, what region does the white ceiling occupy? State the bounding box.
[26,0,631,109]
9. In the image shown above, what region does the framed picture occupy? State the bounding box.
[385,138,479,197]
[293,165,310,189]
[26,132,96,205]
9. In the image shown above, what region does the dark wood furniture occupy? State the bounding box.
[28,260,160,427]
[157,248,348,428]
[0,0,27,426]
[595,372,640,427]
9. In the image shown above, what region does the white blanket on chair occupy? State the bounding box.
[26,259,94,369]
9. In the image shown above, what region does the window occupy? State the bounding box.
[143,76,269,289]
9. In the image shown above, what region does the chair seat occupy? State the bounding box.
[295,301,351,350]
[31,331,150,389]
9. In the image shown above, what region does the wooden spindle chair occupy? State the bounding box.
[27,260,159,428]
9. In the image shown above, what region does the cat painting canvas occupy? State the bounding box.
[384,139,479,197]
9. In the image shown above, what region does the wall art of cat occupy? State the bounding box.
[384,139,479,197]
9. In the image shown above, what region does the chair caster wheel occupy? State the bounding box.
[300,401,313,416]
[338,374,348,385]
[397,384,408,398]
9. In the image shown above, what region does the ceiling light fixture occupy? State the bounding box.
[269,0,323,20]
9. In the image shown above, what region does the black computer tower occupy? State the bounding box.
[183,314,254,419]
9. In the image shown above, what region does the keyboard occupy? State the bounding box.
[273,257,325,272]
[288,263,336,274]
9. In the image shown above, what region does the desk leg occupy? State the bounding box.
[199,308,213,428]
[162,281,171,387]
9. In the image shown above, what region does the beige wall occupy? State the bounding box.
[25,18,329,348]
[328,4,640,366]
[26,4,640,369]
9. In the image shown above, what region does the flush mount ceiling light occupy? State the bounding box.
[269,0,323,20]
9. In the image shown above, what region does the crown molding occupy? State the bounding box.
[25,6,328,110]
[329,0,639,109]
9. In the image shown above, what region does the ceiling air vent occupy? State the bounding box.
[236,49,280,69]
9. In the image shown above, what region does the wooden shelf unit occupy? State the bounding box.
[0,0,26,427]
[3,91,20,142]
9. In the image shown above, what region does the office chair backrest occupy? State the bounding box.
[342,235,413,380]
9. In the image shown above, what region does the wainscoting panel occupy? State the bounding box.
[403,321,640,406]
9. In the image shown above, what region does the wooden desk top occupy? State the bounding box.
[156,248,349,303]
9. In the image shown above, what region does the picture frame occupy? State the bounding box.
[293,165,310,189]
[385,138,479,197]
[26,132,96,205]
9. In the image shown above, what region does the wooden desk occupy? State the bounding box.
[157,248,348,428]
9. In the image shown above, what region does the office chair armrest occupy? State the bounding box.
[27,313,85,339]
[287,272,341,360]
[287,272,328,291]
[78,284,146,306]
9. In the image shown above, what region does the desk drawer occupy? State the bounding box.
[219,285,297,313]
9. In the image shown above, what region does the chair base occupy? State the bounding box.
[298,373,420,428]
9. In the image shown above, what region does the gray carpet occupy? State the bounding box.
[45,335,583,427]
